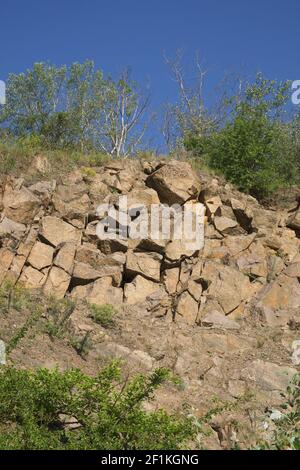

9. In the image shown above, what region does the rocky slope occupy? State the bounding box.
[0,157,300,448]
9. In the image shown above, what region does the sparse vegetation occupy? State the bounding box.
[89,304,117,328]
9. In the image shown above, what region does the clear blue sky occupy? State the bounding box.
[0,0,299,148]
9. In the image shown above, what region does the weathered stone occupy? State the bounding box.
[230,198,253,232]
[0,248,14,284]
[187,279,203,301]
[71,276,123,305]
[147,161,201,204]
[224,233,256,257]
[200,261,252,315]
[0,217,26,239]
[40,216,81,247]
[3,186,40,224]
[163,268,180,294]
[287,209,300,232]
[19,265,49,289]
[205,196,222,218]
[5,242,34,284]
[124,275,159,304]
[43,266,71,298]
[126,250,162,282]
[236,241,268,279]
[27,241,54,270]
[214,216,238,234]
[176,291,199,325]
[241,360,297,391]
[75,245,124,285]
[201,310,240,329]
[54,242,76,274]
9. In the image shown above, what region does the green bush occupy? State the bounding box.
[0,364,195,450]
[258,375,300,450]
[89,304,117,328]
[185,74,299,200]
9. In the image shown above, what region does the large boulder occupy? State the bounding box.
[71,276,123,306]
[19,265,49,289]
[40,216,81,247]
[124,275,159,304]
[43,266,71,298]
[126,250,162,282]
[146,161,201,204]
[3,186,40,224]
[27,241,54,270]
[199,261,252,315]
[241,360,298,391]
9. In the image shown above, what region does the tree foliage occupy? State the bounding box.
[183,73,299,199]
[0,364,195,450]
[0,61,150,156]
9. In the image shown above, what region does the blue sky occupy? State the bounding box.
[0,0,299,147]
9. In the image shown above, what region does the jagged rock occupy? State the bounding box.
[287,208,300,232]
[147,161,201,204]
[165,239,198,262]
[214,216,238,235]
[72,262,102,282]
[201,310,240,329]
[54,242,76,274]
[43,266,71,298]
[75,245,124,285]
[187,279,203,301]
[126,250,162,282]
[176,291,199,325]
[236,241,268,279]
[125,187,160,210]
[230,198,253,232]
[224,233,256,257]
[124,275,159,304]
[0,248,14,284]
[201,239,229,261]
[3,186,40,224]
[254,267,300,326]
[201,331,256,354]
[0,217,27,239]
[200,261,252,315]
[40,216,81,247]
[52,182,90,221]
[241,360,298,391]
[71,276,123,305]
[163,267,180,295]
[27,241,54,270]
[19,265,49,289]
[5,242,34,284]
[204,196,222,218]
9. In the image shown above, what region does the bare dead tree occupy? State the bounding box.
[97,69,154,157]
[163,50,217,150]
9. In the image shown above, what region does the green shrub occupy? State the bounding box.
[0,364,195,450]
[185,74,299,200]
[89,304,117,328]
[258,375,300,450]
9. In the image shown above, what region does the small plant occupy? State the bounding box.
[80,166,97,178]
[257,375,300,449]
[89,304,117,328]
[43,297,75,340]
[70,331,92,359]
